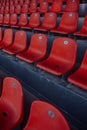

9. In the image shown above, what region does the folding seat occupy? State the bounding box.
[50,1,63,13]
[4,6,9,14]
[37,37,77,76]
[17,34,48,63]
[19,0,24,6]
[0,28,2,42]
[64,0,80,12]
[37,0,44,4]
[74,15,87,37]
[51,12,78,34]
[23,101,70,130]
[0,7,4,14]
[0,14,3,25]
[3,14,10,26]
[22,4,29,13]
[10,14,18,26]
[10,6,15,14]
[3,31,27,55]
[35,12,57,31]
[68,50,87,90]
[25,0,30,5]
[18,13,28,27]
[29,2,37,13]
[39,2,48,13]
[0,29,13,49]
[24,13,40,29]
[15,5,21,14]
[0,77,24,130]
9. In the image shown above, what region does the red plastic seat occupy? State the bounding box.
[15,5,21,14]
[64,0,80,12]
[17,34,48,63]
[0,14,3,25]
[39,2,48,13]
[0,77,23,130]
[4,6,9,14]
[23,101,70,130]
[3,14,10,26]
[10,6,15,14]
[50,1,63,13]
[51,12,78,34]
[10,13,18,26]
[3,30,27,55]
[25,0,30,4]
[0,7,4,14]
[37,37,77,76]
[29,2,37,13]
[25,13,40,29]
[0,29,13,49]
[22,4,29,13]
[74,15,87,37]
[0,28,2,42]
[68,50,87,90]
[36,13,57,31]
[18,13,28,27]
[47,0,53,3]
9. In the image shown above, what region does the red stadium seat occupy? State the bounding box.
[39,2,48,13]
[35,13,57,31]
[51,12,78,34]
[25,0,30,4]
[15,5,21,14]
[0,77,23,130]
[4,6,9,14]
[0,14,3,25]
[10,6,15,14]
[22,4,29,13]
[17,34,48,63]
[0,29,13,49]
[0,28,2,42]
[68,50,87,90]
[3,14,10,26]
[23,101,70,130]
[29,2,37,13]
[37,38,77,76]
[10,14,18,26]
[50,1,63,13]
[64,0,80,12]
[3,31,27,55]
[24,13,40,29]
[0,7,4,14]
[74,15,87,37]
[18,13,28,27]
[47,0,53,3]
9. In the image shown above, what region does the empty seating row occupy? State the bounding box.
[0,0,80,14]
[0,12,80,35]
[0,77,70,130]
[0,28,87,90]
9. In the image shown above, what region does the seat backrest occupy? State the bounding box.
[1,77,23,119]
[25,0,30,4]
[0,14,3,24]
[22,4,29,13]
[10,6,15,14]
[50,1,62,12]
[4,6,9,14]
[0,7,4,14]
[15,5,21,14]
[50,37,77,64]
[28,34,48,54]
[29,2,37,13]
[3,29,13,45]
[40,2,48,12]
[19,13,28,25]
[59,12,78,29]
[81,15,87,31]
[24,101,70,130]
[80,50,87,68]
[29,12,40,26]
[4,14,10,24]
[10,13,17,25]
[13,30,27,48]
[42,12,57,27]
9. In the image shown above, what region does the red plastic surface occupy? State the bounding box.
[18,13,28,27]
[3,14,10,25]
[0,29,13,49]
[0,77,24,130]
[10,13,18,26]
[0,28,2,42]
[0,14,3,25]
[39,2,48,13]
[74,15,87,37]
[15,5,21,14]
[29,2,37,13]
[3,31,27,55]
[68,50,87,90]
[17,34,48,63]
[9,6,15,14]
[37,37,77,76]
[22,4,29,13]
[36,12,57,31]
[51,12,78,34]
[24,101,70,130]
